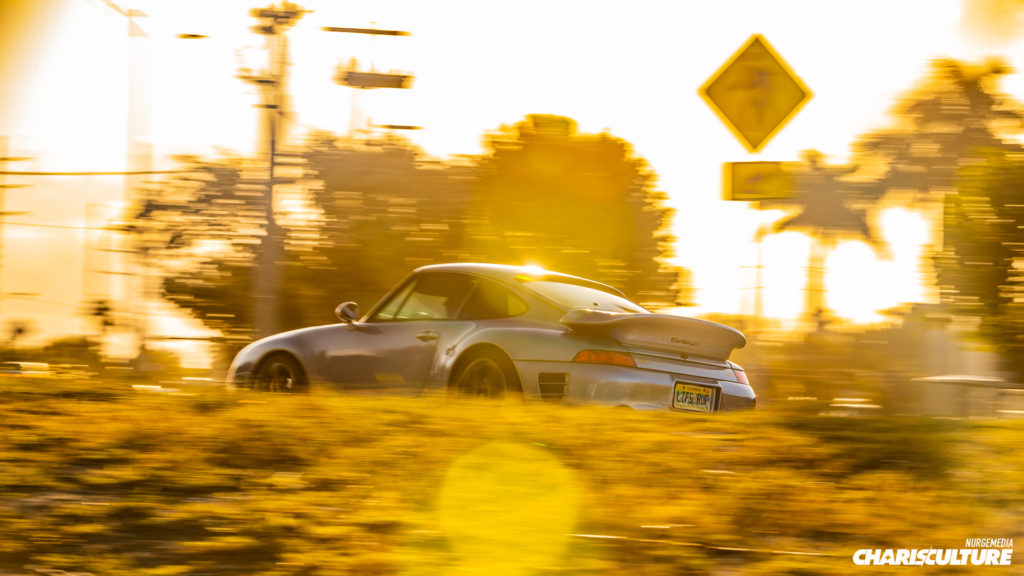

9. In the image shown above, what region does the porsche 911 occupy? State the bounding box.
[227,263,756,412]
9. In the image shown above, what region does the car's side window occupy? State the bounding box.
[459,279,528,320]
[376,273,476,321]
[372,279,417,321]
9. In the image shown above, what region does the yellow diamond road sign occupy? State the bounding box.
[700,35,811,153]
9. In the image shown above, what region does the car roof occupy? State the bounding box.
[411,262,627,298]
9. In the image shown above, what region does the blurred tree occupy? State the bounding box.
[133,346,185,379]
[769,150,882,324]
[854,58,1022,200]
[41,336,103,368]
[937,151,1024,378]
[131,140,476,344]
[130,157,266,343]
[852,58,1024,376]
[300,132,476,319]
[463,115,682,306]
[131,119,684,355]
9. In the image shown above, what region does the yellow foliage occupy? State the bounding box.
[0,377,1021,575]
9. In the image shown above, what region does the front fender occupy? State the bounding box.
[226,334,310,385]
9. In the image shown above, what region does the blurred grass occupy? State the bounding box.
[0,378,1021,575]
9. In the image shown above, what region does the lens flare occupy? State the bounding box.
[437,441,579,575]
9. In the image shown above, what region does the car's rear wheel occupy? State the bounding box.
[254,353,307,392]
[453,350,521,398]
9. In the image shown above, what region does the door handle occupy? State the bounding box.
[416,330,439,342]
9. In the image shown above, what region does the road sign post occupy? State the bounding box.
[705,35,812,329]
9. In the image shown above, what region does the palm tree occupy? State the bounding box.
[854,58,1022,202]
[769,150,883,329]
[848,58,1024,375]
[774,59,1024,331]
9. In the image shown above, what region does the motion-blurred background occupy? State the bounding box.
[2,0,1024,415]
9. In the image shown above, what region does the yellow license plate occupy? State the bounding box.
[673,382,714,413]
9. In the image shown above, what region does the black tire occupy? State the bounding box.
[452,349,521,398]
[254,353,308,392]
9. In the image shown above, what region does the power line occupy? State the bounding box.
[3,295,76,309]
[0,170,183,176]
[0,221,126,231]
[322,26,409,36]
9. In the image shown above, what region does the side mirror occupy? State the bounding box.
[335,302,360,324]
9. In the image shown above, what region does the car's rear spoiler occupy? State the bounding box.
[560,309,746,360]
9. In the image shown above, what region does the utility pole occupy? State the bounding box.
[100,0,152,355]
[241,3,306,339]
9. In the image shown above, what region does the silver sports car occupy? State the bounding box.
[228,263,756,412]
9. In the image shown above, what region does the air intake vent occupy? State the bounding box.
[538,373,568,402]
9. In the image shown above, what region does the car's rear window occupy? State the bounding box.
[459,279,528,319]
[520,279,647,313]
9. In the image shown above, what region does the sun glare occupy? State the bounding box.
[826,241,887,324]
[19,1,128,172]
[761,231,813,321]
[826,208,931,324]
[437,441,579,575]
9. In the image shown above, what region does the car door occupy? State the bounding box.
[316,272,476,393]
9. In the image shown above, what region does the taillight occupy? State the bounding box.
[572,349,636,368]
[732,367,749,385]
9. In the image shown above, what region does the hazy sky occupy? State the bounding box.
[1,0,1023,354]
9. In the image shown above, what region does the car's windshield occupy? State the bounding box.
[521,279,647,313]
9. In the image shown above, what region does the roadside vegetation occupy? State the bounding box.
[1,378,1020,575]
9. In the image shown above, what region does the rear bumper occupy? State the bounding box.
[511,360,756,412]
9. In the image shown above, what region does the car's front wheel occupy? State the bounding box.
[254,353,308,392]
[452,350,521,398]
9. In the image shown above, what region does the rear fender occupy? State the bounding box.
[435,326,622,385]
